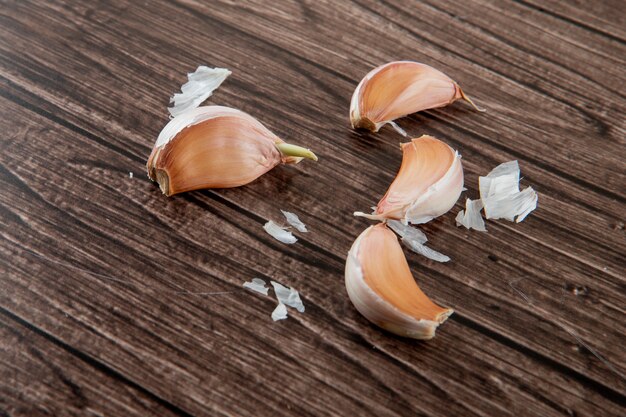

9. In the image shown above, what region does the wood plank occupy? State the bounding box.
[518,0,626,42]
[1,96,624,416]
[0,311,185,417]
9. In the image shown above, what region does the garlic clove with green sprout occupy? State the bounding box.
[350,61,484,132]
[147,106,317,196]
[345,223,453,339]
[355,135,463,224]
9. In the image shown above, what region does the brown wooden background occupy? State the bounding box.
[1,1,625,416]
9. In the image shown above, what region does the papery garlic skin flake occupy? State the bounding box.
[345,224,453,340]
[387,220,427,245]
[484,186,538,222]
[455,198,487,231]
[271,303,288,321]
[514,188,538,222]
[243,278,269,295]
[350,61,483,132]
[355,135,463,224]
[388,121,408,137]
[263,221,297,244]
[387,220,450,262]
[271,281,305,312]
[281,210,308,233]
[479,160,538,222]
[401,239,450,263]
[169,66,231,118]
[147,106,317,196]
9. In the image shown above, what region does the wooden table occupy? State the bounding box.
[2,1,624,416]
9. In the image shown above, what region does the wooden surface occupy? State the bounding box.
[1,0,625,416]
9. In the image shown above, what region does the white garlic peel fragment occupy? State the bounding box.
[281,210,308,232]
[263,221,297,244]
[514,188,538,222]
[271,281,305,313]
[243,278,269,295]
[479,161,538,222]
[387,221,450,262]
[455,198,487,231]
[387,220,427,244]
[388,121,408,137]
[169,66,231,117]
[485,187,538,223]
[345,224,453,340]
[400,236,451,263]
[271,303,288,321]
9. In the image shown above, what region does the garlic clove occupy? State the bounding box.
[355,135,463,224]
[345,223,453,339]
[350,61,484,132]
[147,106,317,196]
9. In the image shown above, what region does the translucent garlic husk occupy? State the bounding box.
[147,106,317,196]
[356,135,463,224]
[350,61,483,132]
[345,223,453,339]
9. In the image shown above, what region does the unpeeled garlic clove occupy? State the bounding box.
[350,61,484,132]
[355,135,463,224]
[345,223,453,339]
[147,106,317,196]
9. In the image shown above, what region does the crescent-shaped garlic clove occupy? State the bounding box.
[355,135,463,224]
[146,106,317,196]
[350,61,484,132]
[345,223,453,340]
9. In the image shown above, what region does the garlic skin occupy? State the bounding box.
[350,61,484,132]
[345,224,453,339]
[387,220,451,263]
[281,210,308,232]
[168,66,231,117]
[147,106,317,196]
[263,220,297,244]
[243,278,269,295]
[455,198,487,231]
[355,135,463,224]
[479,160,538,222]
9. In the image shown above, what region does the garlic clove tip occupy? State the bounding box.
[458,87,486,112]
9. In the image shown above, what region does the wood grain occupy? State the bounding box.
[0,311,185,417]
[1,0,625,416]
